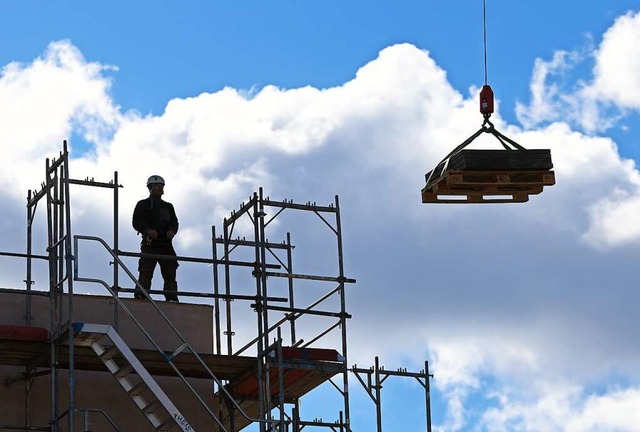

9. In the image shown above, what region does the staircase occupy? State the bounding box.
[73,323,194,432]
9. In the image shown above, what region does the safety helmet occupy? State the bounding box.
[146,175,165,189]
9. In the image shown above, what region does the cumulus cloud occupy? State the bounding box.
[516,50,586,129]
[0,40,119,159]
[417,320,640,431]
[512,10,640,250]
[583,193,640,248]
[516,11,640,134]
[480,385,640,432]
[591,11,640,109]
[2,23,640,431]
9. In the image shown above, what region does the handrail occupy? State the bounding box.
[76,408,122,431]
[117,248,282,269]
[0,251,49,260]
[0,425,48,431]
[51,408,120,432]
[113,286,288,303]
[0,287,49,297]
[73,234,275,429]
[72,276,228,431]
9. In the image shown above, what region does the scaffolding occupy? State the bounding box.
[0,141,432,431]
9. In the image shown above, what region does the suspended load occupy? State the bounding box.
[421,85,555,204]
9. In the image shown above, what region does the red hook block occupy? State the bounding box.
[480,85,494,117]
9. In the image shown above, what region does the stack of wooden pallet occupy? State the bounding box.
[422,149,555,204]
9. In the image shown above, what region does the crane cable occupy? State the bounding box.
[483,0,488,86]
[479,0,494,121]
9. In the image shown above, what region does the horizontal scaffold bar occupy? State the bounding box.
[264,271,355,283]
[262,199,337,213]
[213,238,293,250]
[68,178,122,189]
[351,367,431,379]
[0,287,50,297]
[46,154,66,174]
[27,187,48,207]
[298,420,346,428]
[223,198,258,225]
[115,286,288,303]
[255,304,352,319]
[117,250,280,269]
[0,251,48,260]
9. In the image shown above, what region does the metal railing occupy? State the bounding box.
[77,408,122,432]
[73,234,278,431]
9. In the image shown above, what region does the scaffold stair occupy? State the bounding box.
[73,323,194,432]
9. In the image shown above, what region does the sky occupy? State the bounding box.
[2,1,640,431]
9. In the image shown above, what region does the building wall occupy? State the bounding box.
[0,291,221,431]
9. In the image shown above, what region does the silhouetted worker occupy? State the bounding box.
[132,175,180,302]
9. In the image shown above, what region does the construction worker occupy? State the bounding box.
[132,175,180,302]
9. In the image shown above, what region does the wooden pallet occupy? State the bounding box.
[421,170,555,204]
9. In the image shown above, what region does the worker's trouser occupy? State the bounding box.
[136,241,179,301]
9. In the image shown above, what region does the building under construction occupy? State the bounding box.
[0,142,432,431]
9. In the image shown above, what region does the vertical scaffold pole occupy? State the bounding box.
[251,191,267,431]
[212,225,222,355]
[113,171,119,330]
[45,157,59,432]
[375,356,382,432]
[286,232,296,346]
[223,217,233,355]
[62,143,76,432]
[335,195,351,431]
[212,225,225,424]
[277,327,285,432]
[53,159,62,325]
[25,187,34,432]
[293,402,300,432]
[25,190,34,325]
[257,188,272,428]
[426,360,432,432]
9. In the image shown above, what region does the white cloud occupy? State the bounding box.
[480,385,640,432]
[516,50,584,129]
[516,11,640,133]
[510,10,640,249]
[583,193,640,248]
[0,40,120,198]
[591,11,640,109]
[421,329,640,431]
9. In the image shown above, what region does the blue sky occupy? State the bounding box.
[2,1,640,431]
[3,1,636,116]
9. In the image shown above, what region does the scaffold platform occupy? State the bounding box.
[0,324,340,385]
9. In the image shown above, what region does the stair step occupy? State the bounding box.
[128,380,148,396]
[100,345,120,360]
[115,364,134,378]
[157,416,177,431]
[143,399,163,415]
[75,331,108,347]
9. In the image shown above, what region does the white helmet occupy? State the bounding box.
[146,175,165,188]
